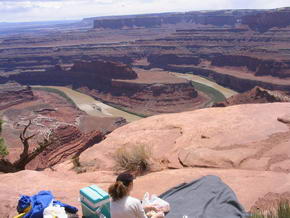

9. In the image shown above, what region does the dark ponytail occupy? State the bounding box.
[108,181,130,201]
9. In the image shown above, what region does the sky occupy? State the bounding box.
[0,0,290,23]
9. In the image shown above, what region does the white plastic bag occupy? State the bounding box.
[142,192,150,207]
[142,192,170,213]
[43,204,68,218]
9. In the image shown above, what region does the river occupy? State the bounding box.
[33,75,236,122]
[33,86,142,122]
[170,72,238,98]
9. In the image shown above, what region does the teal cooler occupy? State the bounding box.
[80,185,111,218]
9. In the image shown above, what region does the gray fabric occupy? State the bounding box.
[159,175,248,218]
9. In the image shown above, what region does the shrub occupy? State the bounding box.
[0,138,8,158]
[113,144,152,174]
[0,119,2,132]
[251,201,290,218]
[0,120,8,158]
[71,156,87,174]
[277,201,290,218]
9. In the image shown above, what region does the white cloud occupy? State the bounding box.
[0,0,289,22]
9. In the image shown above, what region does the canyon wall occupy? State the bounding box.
[210,55,290,78]
[93,10,255,29]
[156,65,290,92]
[242,8,290,32]
[0,82,34,110]
[27,125,104,170]
[95,80,199,115]
[2,60,137,90]
[94,8,290,31]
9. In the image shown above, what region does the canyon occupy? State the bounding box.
[0,60,205,115]
[1,8,290,98]
[1,6,290,217]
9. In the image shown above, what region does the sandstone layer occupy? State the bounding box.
[27,125,104,170]
[213,86,290,107]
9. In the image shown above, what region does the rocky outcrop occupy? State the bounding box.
[27,125,104,170]
[79,103,290,172]
[0,82,34,110]
[211,55,290,78]
[242,8,290,32]
[213,86,290,107]
[94,80,200,115]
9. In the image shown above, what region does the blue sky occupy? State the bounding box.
[1,0,290,22]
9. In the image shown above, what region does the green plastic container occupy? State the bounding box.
[80,185,111,218]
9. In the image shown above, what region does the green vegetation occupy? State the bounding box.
[0,120,8,158]
[191,81,226,106]
[250,201,290,218]
[114,144,152,174]
[32,87,76,107]
[0,138,8,158]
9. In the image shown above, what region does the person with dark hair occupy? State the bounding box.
[108,173,164,218]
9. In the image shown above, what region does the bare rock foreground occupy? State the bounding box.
[1,103,290,216]
[80,102,290,172]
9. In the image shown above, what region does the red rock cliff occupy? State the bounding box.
[27,125,104,170]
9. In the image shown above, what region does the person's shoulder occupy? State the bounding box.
[127,196,142,205]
